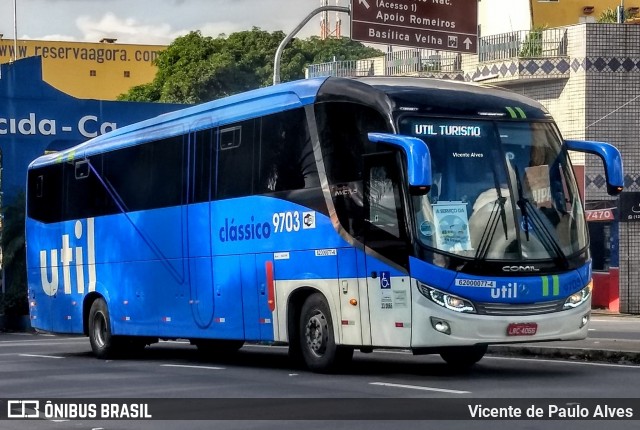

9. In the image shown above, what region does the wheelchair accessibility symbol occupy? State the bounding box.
[380,271,391,289]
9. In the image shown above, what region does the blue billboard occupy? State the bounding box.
[0,56,184,205]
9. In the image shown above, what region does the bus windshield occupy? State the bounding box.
[399,117,587,262]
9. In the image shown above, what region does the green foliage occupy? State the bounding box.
[519,27,544,58]
[597,7,639,23]
[118,28,382,104]
[1,193,28,316]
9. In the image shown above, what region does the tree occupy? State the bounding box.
[118,28,382,104]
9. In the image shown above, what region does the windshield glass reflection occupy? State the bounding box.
[398,117,587,262]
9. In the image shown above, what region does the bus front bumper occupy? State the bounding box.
[411,298,591,348]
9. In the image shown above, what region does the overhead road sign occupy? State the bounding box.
[351,0,478,53]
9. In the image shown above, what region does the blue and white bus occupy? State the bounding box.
[26,77,623,372]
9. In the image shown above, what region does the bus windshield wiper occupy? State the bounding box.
[474,160,509,261]
[513,166,569,268]
[474,195,508,261]
[513,166,530,242]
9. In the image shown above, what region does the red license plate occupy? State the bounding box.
[507,322,538,336]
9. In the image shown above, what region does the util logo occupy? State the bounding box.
[39,218,97,296]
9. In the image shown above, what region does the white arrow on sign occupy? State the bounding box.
[463,38,472,49]
[359,0,371,9]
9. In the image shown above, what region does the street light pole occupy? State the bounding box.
[273,5,350,85]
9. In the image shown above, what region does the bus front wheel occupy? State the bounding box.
[299,293,352,373]
[88,298,119,359]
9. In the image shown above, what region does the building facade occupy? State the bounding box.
[479,0,640,37]
[0,39,165,100]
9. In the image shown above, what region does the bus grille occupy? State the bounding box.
[475,299,565,316]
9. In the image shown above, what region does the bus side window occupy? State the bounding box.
[216,119,255,199]
[315,102,390,239]
[67,157,113,219]
[27,165,63,223]
[100,135,185,212]
[257,108,318,193]
[191,128,214,204]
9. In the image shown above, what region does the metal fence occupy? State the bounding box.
[385,49,462,75]
[478,28,568,62]
[306,59,375,78]
[306,48,462,79]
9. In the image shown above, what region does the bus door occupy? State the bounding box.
[336,248,364,346]
[362,151,412,348]
[186,129,215,329]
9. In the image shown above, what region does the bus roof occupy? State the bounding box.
[29,76,553,169]
[29,76,329,168]
[318,76,552,122]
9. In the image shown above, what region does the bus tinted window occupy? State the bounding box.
[316,102,389,238]
[258,108,318,193]
[316,102,389,184]
[216,119,255,199]
[191,128,215,204]
[101,135,185,212]
[27,164,63,223]
[64,157,118,220]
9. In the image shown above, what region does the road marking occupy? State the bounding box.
[0,341,86,348]
[161,364,225,370]
[0,338,84,343]
[19,353,63,359]
[370,382,470,394]
[3,332,36,336]
[487,355,640,369]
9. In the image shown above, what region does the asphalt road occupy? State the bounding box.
[588,316,640,341]
[0,328,639,430]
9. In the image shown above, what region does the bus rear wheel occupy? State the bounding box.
[439,345,488,369]
[88,298,119,359]
[299,293,352,373]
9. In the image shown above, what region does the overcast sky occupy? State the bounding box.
[0,0,346,45]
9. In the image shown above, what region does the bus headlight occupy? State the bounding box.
[418,284,476,313]
[563,282,592,310]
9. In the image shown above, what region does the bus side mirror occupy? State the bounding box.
[564,140,624,196]
[368,132,432,195]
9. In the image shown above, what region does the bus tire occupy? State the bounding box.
[439,345,488,369]
[299,293,352,373]
[88,298,120,359]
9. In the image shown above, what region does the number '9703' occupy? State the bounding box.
[272,211,301,233]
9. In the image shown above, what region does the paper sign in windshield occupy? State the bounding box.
[433,202,472,252]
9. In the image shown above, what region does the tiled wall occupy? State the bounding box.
[582,25,640,313]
